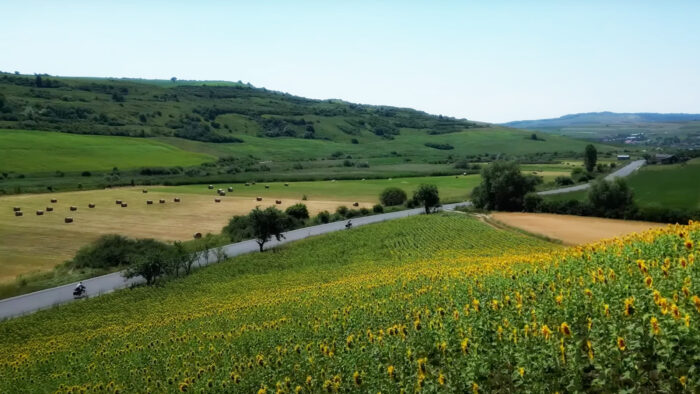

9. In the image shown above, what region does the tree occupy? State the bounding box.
[413,184,440,214]
[250,206,290,252]
[584,144,597,172]
[171,77,177,82]
[380,187,407,206]
[122,239,171,285]
[285,203,309,220]
[587,178,636,218]
[0,92,6,109]
[471,161,541,211]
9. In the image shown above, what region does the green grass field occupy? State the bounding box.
[545,159,700,210]
[0,129,214,173]
[1,215,697,392]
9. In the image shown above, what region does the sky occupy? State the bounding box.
[1,1,699,123]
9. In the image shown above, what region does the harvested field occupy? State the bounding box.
[490,212,665,245]
[0,187,371,282]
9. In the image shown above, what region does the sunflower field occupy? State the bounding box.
[0,214,698,393]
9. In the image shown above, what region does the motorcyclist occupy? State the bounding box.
[74,281,85,295]
[345,220,352,229]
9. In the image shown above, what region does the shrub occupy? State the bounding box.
[372,204,384,213]
[424,142,454,150]
[413,184,440,214]
[587,178,636,218]
[472,161,541,211]
[81,171,91,177]
[315,210,331,224]
[336,206,349,216]
[554,176,574,186]
[285,203,309,220]
[379,187,407,206]
[71,234,138,269]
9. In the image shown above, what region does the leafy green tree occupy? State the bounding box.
[250,206,290,252]
[0,92,6,109]
[584,144,597,172]
[587,178,636,218]
[123,239,171,285]
[471,161,541,211]
[380,187,407,206]
[413,184,440,214]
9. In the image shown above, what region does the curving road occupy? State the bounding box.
[537,159,645,195]
[0,159,645,321]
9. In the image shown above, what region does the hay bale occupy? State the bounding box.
[245,183,250,187]
[36,210,44,216]
[70,206,78,211]
[265,185,270,189]
[142,189,148,193]
[13,207,21,212]
[353,202,359,207]
[228,187,233,192]
[64,217,73,223]
[256,197,262,201]
[218,192,226,196]
[121,203,128,207]
[50,198,58,203]
[14,211,23,217]
[159,199,166,204]
[252,182,256,185]
[208,185,214,189]
[146,200,153,205]
[174,198,181,203]
[115,200,122,205]
[193,232,202,239]
[284,183,289,187]
[46,206,54,212]
[88,203,96,208]
[214,198,221,203]
[275,200,282,204]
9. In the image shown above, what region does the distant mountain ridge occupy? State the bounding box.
[504,112,700,129]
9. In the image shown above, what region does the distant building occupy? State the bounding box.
[655,154,678,164]
[617,154,630,160]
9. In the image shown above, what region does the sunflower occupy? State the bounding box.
[644,276,653,288]
[438,372,446,385]
[650,317,661,335]
[684,239,693,250]
[387,365,395,380]
[559,322,571,337]
[616,337,626,351]
[352,371,361,386]
[624,297,635,316]
[541,325,552,340]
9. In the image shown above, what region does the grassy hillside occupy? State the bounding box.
[546,159,700,210]
[1,214,698,392]
[0,129,214,173]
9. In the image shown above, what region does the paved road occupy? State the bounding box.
[0,202,469,320]
[0,160,645,320]
[537,160,645,195]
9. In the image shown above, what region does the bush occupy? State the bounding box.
[81,171,91,177]
[71,234,139,269]
[336,205,349,216]
[285,203,309,220]
[554,176,574,186]
[424,142,454,150]
[413,184,440,214]
[315,210,331,224]
[587,178,636,218]
[571,167,593,183]
[380,187,407,206]
[372,204,384,213]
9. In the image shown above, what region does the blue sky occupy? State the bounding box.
[1,1,699,123]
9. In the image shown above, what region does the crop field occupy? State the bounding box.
[1,214,697,392]
[490,212,664,245]
[0,129,214,174]
[0,187,370,282]
[545,159,700,210]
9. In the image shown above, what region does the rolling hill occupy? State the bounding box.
[503,112,700,148]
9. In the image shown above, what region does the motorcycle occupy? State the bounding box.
[73,285,87,299]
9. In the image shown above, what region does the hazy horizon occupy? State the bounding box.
[2,0,699,123]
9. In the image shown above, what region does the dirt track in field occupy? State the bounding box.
[490,212,665,245]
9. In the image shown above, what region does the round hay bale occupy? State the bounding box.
[275,200,282,204]
[218,192,226,196]
[256,197,262,201]
[284,183,289,187]
[70,206,78,211]
[193,232,202,239]
[13,207,21,212]
[159,199,166,204]
[65,217,73,223]
[46,206,54,212]
[88,203,95,208]
[265,185,270,189]
[245,183,250,187]
[208,185,214,189]
[146,200,153,205]
[228,187,233,192]
[214,198,221,203]
[142,189,148,193]
[50,198,58,203]
[252,182,256,185]
[174,198,181,203]
[121,203,128,207]
[36,210,44,216]
[353,202,359,207]
[115,200,122,205]
[14,211,23,217]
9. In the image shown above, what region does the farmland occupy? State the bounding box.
[0,214,697,392]
[545,159,700,210]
